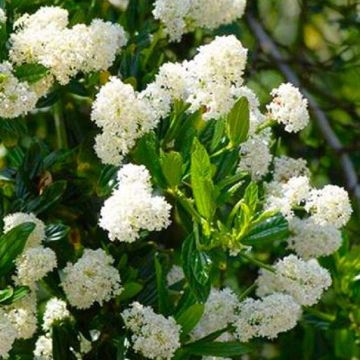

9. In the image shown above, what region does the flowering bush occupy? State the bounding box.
[0,0,359,359]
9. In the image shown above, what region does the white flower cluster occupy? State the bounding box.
[234,293,301,342]
[5,293,37,340]
[61,248,122,309]
[0,310,17,358]
[99,164,171,242]
[15,246,57,286]
[91,78,157,165]
[192,287,239,340]
[10,6,127,85]
[153,0,246,42]
[122,302,181,360]
[256,255,332,306]
[34,334,53,360]
[288,217,342,259]
[93,35,248,164]
[267,83,309,133]
[305,185,352,228]
[42,298,71,331]
[0,213,60,354]
[264,156,351,258]
[0,62,38,118]
[3,212,46,248]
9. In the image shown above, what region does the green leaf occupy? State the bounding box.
[186,341,252,357]
[0,118,27,146]
[118,282,143,301]
[191,138,216,221]
[27,180,67,214]
[0,222,35,276]
[45,224,70,242]
[191,250,212,286]
[52,323,78,360]
[160,151,183,188]
[132,132,166,188]
[242,213,289,245]
[181,234,211,303]
[175,303,204,336]
[226,97,250,147]
[210,118,226,152]
[116,335,126,360]
[243,182,258,215]
[0,287,14,303]
[96,165,118,197]
[154,255,172,315]
[14,63,49,84]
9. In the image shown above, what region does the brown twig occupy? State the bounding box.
[246,13,360,209]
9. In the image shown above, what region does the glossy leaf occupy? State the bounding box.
[186,341,252,357]
[175,303,204,336]
[160,151,183,188]
[226,97,250,147]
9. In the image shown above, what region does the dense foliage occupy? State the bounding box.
[0,0,359,359]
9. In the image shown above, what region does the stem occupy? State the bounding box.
[53,101,68,149]
[305,308,336,322]
[239,283,257,301]
[239,252,275,273]
[255,118,276,134]
[210,144,232,158]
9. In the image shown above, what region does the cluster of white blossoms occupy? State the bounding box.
[91,78,158,165]
[0,62,38,118]
[288,217,342,259]
[153,0,246,42]
[42,298,71,331]
[61,248,122,309]
[34,334,53,360]
[3,211,46,248]
[192,287,239,341]
[267,83,310,133]
[122,302,181,359]
[0,311,17,358]
[256,255,332,306]
[234,293,301,342]
[15,246,57,286]
[9,6,127,85]
[99,164,171,242]
[264,155,352,258]
[0,212,60,354]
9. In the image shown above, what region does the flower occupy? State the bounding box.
[305,185,352,228]
[108,0,129,10]
[61,249,122,309]
[91,78,157,165]
[272,156,310,183]
[42,298,70,331]
[0,62,38,118]
[34,335,53,360]
[15,246,57,286]
[5,293,37,340]
[256,255,332,306]
[185,35,248,120]
[99,164,172,242]
[191,287,239,340]
[0,311,17,358]
[265,176,311,218]
[238,133,272,181]
[233,293,301,342]
[122,302,181,359]
[267,83,309,133]
[153,0,246,42]
[3,212,46,249]
[288,217,342,259]
[10,7,126,85]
